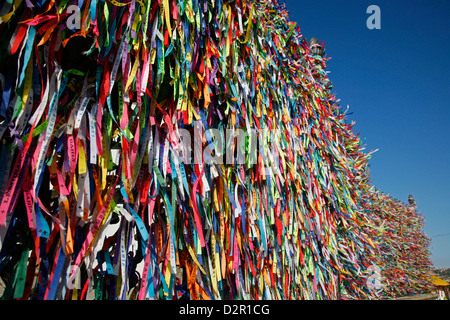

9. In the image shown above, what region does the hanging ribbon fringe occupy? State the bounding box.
[0,0,433,300]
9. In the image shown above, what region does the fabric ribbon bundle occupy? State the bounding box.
[0,0,410,300]
[362,190,433,298]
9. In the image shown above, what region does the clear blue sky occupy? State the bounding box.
[284,0,450,268]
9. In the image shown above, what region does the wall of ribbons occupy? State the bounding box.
[0,0,433,300]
